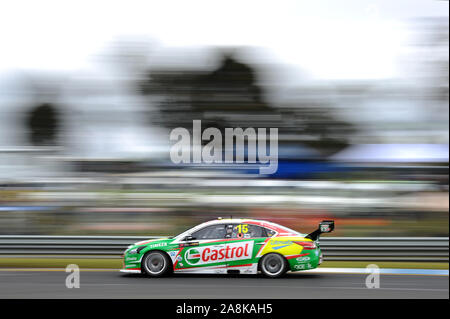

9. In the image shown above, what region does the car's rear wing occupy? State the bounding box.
[305,220,335,241]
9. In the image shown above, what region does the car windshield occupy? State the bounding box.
[173,223,205,239]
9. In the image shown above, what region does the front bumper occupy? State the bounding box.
[121,253,142,273]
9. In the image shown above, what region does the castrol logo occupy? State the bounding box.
[184,241,254,266]
[185,249,201,264]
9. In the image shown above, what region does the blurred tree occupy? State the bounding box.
[140,53,272,129]
[139,49,355,156]
[26,103,60,146]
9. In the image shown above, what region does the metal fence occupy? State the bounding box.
[0,236,448,262]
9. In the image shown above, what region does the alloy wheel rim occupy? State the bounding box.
[263,255,283,275]
[146,254,165,274]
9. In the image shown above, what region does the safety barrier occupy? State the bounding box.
[0,236,447,262]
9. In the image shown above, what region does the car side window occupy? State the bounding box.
[229,224,272,238]
[190,224,227,240]
[265,228,277,237]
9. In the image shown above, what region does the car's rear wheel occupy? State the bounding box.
[260,253,288,278]
[142,251,171,277]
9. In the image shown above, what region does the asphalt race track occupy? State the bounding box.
[0,269,447,299]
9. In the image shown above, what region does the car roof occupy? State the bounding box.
[201,218,262,225]
[198,218,304,236]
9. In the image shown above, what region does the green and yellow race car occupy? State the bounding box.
[121,218,334,278]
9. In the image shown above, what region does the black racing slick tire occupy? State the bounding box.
[259,253,288,278]
[142,251,172,277]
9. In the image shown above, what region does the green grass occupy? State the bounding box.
[0,258,447,270]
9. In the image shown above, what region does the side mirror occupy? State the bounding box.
[183,235,195,241]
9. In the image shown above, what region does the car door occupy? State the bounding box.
[174,223,227,273]
[224,223,271,272]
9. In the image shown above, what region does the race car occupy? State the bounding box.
[120,218,334,278]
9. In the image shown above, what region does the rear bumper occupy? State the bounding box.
[288,248,321,271]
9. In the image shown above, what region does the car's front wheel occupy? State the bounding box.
[260,253,288,278]
[142,251,172,277]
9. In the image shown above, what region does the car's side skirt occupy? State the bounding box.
[120,268,142,274]
[174,263,258,275]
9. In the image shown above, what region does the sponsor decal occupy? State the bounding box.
[235,224,248,234]
[269,240,292,250]
[148,242,167,248]
[184,242,254,266]
[169,251,177,257]
[186,249,202,264]
[293,261,314,270]
[296,256,310,262]
[125,256,138,261]
[294,264,306,270]
[320,224,330,232]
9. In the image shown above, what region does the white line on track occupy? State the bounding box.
[0,267,448,276]
[304,267,449,276]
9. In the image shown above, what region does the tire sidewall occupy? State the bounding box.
[142,251,171,277]
[260,253,288,278]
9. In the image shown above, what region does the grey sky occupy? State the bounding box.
[0,0,447,80]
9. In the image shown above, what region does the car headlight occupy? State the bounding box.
[127,248,139,255]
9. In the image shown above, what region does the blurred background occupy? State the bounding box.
[0,0,448,238]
